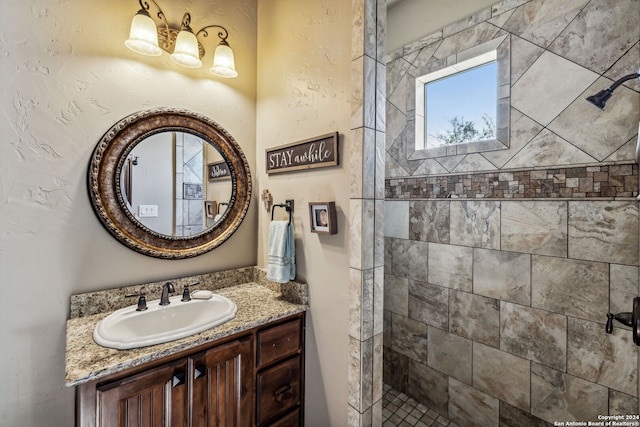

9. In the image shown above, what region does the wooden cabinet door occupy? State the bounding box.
[96,360,188,427]
[189,336,254,427]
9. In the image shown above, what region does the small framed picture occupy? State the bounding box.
[309,202,337,234]
[204,201,216,219]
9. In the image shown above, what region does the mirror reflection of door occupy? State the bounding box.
[123,131,232,237]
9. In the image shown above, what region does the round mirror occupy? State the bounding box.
[88,108,251,259]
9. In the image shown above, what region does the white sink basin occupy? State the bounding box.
[93,294,237,350]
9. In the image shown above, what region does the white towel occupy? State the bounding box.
[266,221,296,284]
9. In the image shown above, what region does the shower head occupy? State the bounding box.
[586,68,640,110]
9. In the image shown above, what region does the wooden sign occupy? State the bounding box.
[207,161,231,181]
[266,132,339,174]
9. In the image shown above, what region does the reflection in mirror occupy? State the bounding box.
[412,35,510,158]
[120,132,232,238]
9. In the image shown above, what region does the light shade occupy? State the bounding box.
[170,30,202,68]
[210,42,237,78]
[125,12,162,57]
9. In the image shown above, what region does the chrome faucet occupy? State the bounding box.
[159,282,175,305]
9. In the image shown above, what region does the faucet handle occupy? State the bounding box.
[125,293,148,311]
[181,285,192,302]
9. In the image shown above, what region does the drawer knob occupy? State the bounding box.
[272,383,292,401]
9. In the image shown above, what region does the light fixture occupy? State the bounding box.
[125,0,238,78]
[586,68,639,110]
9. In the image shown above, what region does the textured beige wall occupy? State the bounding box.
[256,1,352,425]
[0,1,257,425]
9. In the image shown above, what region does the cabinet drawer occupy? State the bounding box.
[257,356,301,425]
[266,408,301,427]
[257,318,301,367]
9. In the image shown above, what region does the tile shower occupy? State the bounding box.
[383,0,640,425]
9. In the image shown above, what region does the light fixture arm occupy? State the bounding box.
[196,24,230,45]
[137,0,169,30]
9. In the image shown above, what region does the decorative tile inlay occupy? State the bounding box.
[386,164,640,199]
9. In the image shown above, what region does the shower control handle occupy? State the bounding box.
[605,297,640,346]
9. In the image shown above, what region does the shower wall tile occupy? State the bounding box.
[567,317,637,397]
[511,52,597,127]
[500,302,567,371]
[448,378,499,427]
[383,310,391,347]
[383,347,408,393]
[568,201,639,266]
[390,313,427,362]
[373,266,384,335]
[609,390,639,417]
[427,327,472,385]
[383,274,408,316]
[449,201,500,249]
[501,201,567,257]
[384,200,409,238]
[499,401,553,427]
[407,359,449,417]
[449,291,500,348]
[408,280,449,329]
[350,268,375,340]
[427,243,473,292]
[372,333,383,404]
[531,363,608,424]
[548,0,640,75]
[502,0,591,49]
[532,255,609,323]
[383,0,640,423]
[472,342,530,411]
[389,239,428,281]
[409,200,450,243]
[473,249,531,306]
[610,264,639,318]
[348,336,373,411]
[548,80,640,162]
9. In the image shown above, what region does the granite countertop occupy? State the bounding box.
[65,282,308,387]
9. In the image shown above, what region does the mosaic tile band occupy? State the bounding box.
[386,163,639,200]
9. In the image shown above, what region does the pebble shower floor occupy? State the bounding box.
[382,383,456,427]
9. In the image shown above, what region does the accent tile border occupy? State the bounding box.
[386,163,639,200]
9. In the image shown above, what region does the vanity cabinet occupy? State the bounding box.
[77,312,304,427]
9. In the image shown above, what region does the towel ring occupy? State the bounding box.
[271,200,293,223]
[218,202,229,214]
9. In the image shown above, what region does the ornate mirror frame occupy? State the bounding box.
[88,108,252,259]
